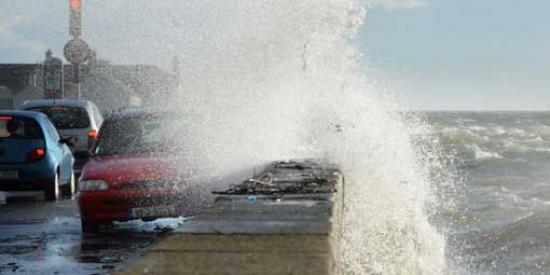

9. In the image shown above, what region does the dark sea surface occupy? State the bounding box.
[427,112,550,274]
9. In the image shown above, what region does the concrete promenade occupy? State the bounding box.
[119,161,344,275]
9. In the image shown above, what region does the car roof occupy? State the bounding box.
[19,99,92,109]
[0,110,49,121]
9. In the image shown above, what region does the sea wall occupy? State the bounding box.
[118,162,344,275]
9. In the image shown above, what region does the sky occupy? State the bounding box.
[0,0,548,110]
[363,0,550,110]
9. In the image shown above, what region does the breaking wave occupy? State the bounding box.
[88,1,451,273]
[168,2,448,273]
[433,112,550,169]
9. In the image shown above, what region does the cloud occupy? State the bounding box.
[0,0,66,61]
[0,19,47,55]
[367,0,426,9]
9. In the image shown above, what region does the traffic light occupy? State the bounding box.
[69,0,82,37]
[70,0,81,9]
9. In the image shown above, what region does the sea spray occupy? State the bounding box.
[170,2,448,273]
[88,0,450,273]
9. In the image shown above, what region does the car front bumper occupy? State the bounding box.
[77,189,186,223]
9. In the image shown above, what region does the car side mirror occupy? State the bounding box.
[60,137,77,147]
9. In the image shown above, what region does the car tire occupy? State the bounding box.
[61,171,76,197]
[81,219,100,234]
[44,171,60,201]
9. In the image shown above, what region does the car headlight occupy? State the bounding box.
[79,180,109,191]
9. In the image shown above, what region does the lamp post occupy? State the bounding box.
[43,49,64,100]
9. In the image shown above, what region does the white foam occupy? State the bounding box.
[466,144,502,160]
[469,126,487,132]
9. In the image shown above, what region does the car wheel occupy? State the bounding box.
[81,218,100,234]
[44,171,60,201]
[61,170,76,197]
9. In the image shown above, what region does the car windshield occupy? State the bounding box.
[28,106,90,129]
[0,116,43,139]
[94,115,181,156]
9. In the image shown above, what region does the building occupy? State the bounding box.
[0,61,178,112]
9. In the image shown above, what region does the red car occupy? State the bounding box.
[77,110,191,233]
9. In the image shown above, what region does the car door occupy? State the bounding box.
[42,118,73,183]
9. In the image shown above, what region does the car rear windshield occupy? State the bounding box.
[27,106,90,129]
[0,116,43,139]
[94,116,182,156]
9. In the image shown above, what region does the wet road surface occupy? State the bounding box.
[0,196,183,274]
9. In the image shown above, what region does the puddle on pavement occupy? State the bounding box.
[0,217,185,274]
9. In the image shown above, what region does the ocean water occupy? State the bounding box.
[427,111,550,274]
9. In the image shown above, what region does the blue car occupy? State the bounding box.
[0,111,75,201]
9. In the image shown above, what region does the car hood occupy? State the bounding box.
[81,154,189,185]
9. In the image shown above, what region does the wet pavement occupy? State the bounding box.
[0,196,183,275]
